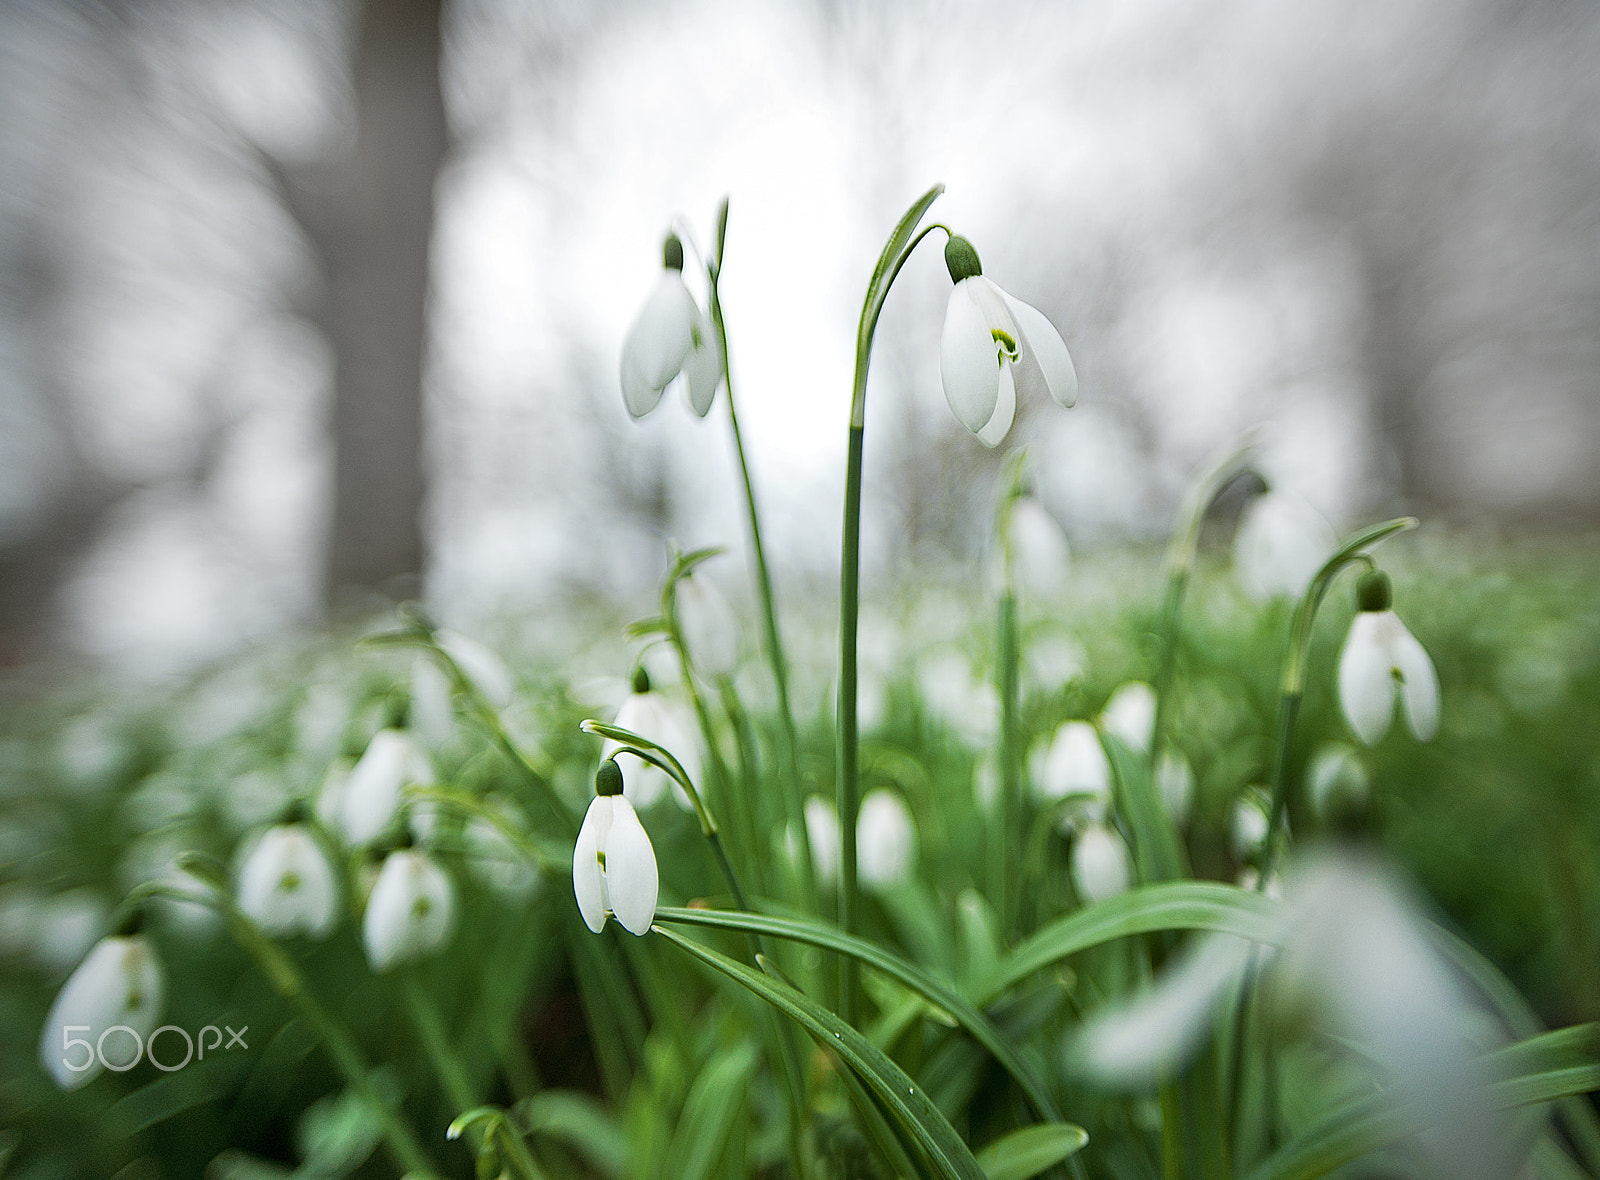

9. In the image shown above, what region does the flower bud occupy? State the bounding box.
[944,235,983,283]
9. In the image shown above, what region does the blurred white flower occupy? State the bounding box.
[1338,594,1440,746]
[788,795,841,886]
[858,789,916,889]
[604,674,700,810]
[674,572,740,679]
[1071,823,1133,904]
[39,934,164,1089]
[573,780,659,936]
[437,629,514,711]
[1306,742,1369,823]
[1036,721,1110,814]
[362,850,456,971]
[939,235,1077,447]
[237,824,339,940]
[1100,681,1156,755]
[620,235,722,419]
[1156,751,1195,826]
[916,648,998,746]
[339,729,434,846]
[1229,789,1273,862]
[1233,488,1338,602]
[1022,631,1086,695]
[408,657,455,748]
[993,498,1071,598]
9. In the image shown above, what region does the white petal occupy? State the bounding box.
[939,280,1004,435]
[408,854,457,956]
[620,352,666,419]
[362,853,414,971]
[438,630,514,710]
[1233,491,1338,602]
[1100,681,1157,755]
[974,358,1016,447]
[857,790,915,888]
[1157,753,1195,825]
[238,825,338,939]
[1038,720,1110,804]
[1338,613,1396,745]
[1071,823,1132,904]
[802,795,841,885]
[572,797,611,934]
[40,936,163,1089]
[341,730,408,845]
[1005,499,1071,599]
[1389,618,1440,741]
[1002,291,1078,409]
[601,799,658,936]
[620,275,698,418]
[681,311,723,417]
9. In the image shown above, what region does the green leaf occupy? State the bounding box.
[653,924,988,1180]
[655,905,1060,1123]
[662,1042,760,1180]
[862,183,946,341]
[975,1124,1089,1180]
[1101,733,1188,885]
[518,1090,627,1179]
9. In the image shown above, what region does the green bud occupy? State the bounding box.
[632,665,651,695]
[662,234,684,272]
[1355,569,1393,613]
[113,906,146,938]
[944,235,983,283]
[595,759,624,797]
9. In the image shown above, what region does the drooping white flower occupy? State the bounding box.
[339,729,434,847]
[1233,488,1338,603]
[858,789,916,889]
[619,235,722,419]
[1071,823,1133,904]
[992,497,1072,599]
[1100,681,1157,755]
[603,670,700,810]
[573,764,659,936]
[939,235,1076,447]
[674,571,740,679]
[1035,720,1111,814]
[408,657,455,748]
[1337,572,1439,746]
[39,934,164,1090]
[1229,789,1274,863]
[1156,751,1196,826]
[788,795,841,886]
[436,629,514,711]
[362,849,457,972]
[916,647,998,746]
[236,823,340,940]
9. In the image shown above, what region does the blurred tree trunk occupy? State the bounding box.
[323,0,447,604]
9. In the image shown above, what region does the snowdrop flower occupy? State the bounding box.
[1157,751,1196,826]
[620,234,722,419]
[1233,487,1338,603]
[939,235,1077,447]
[362,849,456,971]
[603,668,700,810]
[787,795,841,886]
[408,657,455,748]
[436,629,514,711]
[674,571,740,679]
[573,761,659,936]
[916,648,998,745]
[1229,788,1274,863]
[1099,681,1156,755]
[339,729,433,847]
[1071,823,1132,904]
[1035,720,1110,815]
[1337,571,1439,745]
[39,931,164,1089]
[858,789,915,889]
[992,497,1071,599]
[237,823,339,939]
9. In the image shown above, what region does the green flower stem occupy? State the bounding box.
[706,197,814,907]
[994,589,1021,938]
[495,1120,547,1180]
[402,971,480,1120]
[717,675,769,900]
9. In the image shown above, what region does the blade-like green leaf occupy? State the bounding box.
[655,905,1060,1123]
[653,924,988,1180]
[663,1042,760,1180]
[975,1124,1089,1180]
[1101,733,1189,885]
[862,183,946,339]
[518,1090,627,1179]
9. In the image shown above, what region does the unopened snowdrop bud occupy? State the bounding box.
[1071,823,1132,904]
[939,235,1077,447]
[675,572,739,679]
[1233,488,1338,603]
[237,823,339,940]
[1036,721,1111,815]
[437,629,514,711]
[1157,751,1196,826]
[605,671,700,810]
[857,789,915,889]
[1100,681,1156,755]
[39,928,164,1089]
[362,849,456,972]
[339,729,433,847]
[1337,570,1439,745]
[619,234,723,419]
[573,762,659,936]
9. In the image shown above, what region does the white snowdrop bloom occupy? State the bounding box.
[236,824,339,940]
[1157,752,1196,826]
[1233,488,1338,603]
[1036,721,1111,813]
[604,673,701,810]
[339,729,433,847]
[437,629,514,711]
[793,795,841,886]
[857,789,916,889]
[39,934,164,1090]
[314,758,352,832]
[1099,681,1157,755]
[572,764,659,936]
[1306,743,1369,823]
[408,657,455,749]
[465,795,539,898]
[916,648,998,745]
[362,850,456,971]
[674,572,740,679]
[619,235,722,419]
[993,497,1071,599]
[1071,823,1132,904]
[939,235,1077,447]
[855,664,888,734]
[1023,631,1087,695]
[1229,790,1273,862]
[1337,572,1439,746]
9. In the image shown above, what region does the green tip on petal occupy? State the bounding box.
[595,759,625,797]
[631,665,651,695]
[1356,569,1393,613]
[944,235,983,283]
[662,234,684,271]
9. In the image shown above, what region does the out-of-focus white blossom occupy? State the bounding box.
[340,729,434,847]
[674,573,740,679]
[1100,681,1156,755]
[993,498,1071,599]
[437,629,515,711]
[1306,743,1369,823]
[1036,721,1110,816]
[1071,823,1132,904]
[1157,752,1195,826]
[604,679,700,810]
[858,789,916,889]
[39,935,164,1090]
[363,850,456,971]
[1233,488,1338,602]
[237,823,339,939]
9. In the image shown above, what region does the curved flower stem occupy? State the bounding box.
[837,183,946,1024]
[402,970,481,1120]
[706,198,815,908]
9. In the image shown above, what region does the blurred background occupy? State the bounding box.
[2,0,1599,675]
